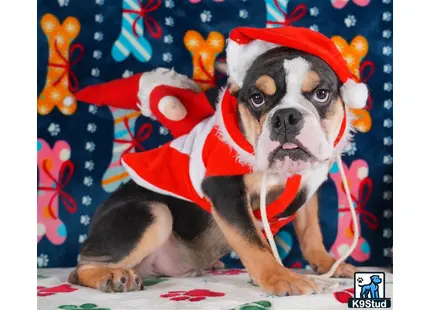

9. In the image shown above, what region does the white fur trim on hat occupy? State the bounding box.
[340,79,369,109]
[226,39,277,87]
[137,68,200,118]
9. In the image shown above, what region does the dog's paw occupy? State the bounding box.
[99,269,144,293]
[331,262,357,278]
[74,267,144,293]
[258,266,320,296]
[312,260,357,278]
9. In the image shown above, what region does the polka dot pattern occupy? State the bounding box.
[63,96,74,107]
[357,167,368,180]
[37,223,46,237]
[59,148,71,162]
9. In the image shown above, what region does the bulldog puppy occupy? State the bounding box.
[69,47,357,296]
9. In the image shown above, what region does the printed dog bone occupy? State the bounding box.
[331,35,374,133]
[331,36,368,78]
[38,13,81,115]
[111,0,162,62]
[265,0,307,28]
[101,108,148,193]
[37,139,75,245]
[184,30,224,91]
[329,159,377,262]
[331,0,371,10]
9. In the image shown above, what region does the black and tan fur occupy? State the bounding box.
[69,47,356,296]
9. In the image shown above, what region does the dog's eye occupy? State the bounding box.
[313,89,330,102]
[312,89,331,104]
[249,92,265,108]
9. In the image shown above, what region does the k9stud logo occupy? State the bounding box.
[348,272,391,308]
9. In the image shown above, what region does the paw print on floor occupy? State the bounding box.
[143,277,168,287]
[58,303,110,310]
[37,284,77,297]
[160,289,225,302]
[333,288,354,303]
[229,300,272,310]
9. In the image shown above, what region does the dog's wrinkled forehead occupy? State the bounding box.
[238,47,340,118]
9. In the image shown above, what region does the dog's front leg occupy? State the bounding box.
[202,175,318,296]
[293,193,357,278]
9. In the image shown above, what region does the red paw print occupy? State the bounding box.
[37,284,78,297]
[211,268,246,275]
[333,287,355,303]
[160,289,225,302]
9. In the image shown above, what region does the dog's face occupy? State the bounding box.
[231,47,347,175]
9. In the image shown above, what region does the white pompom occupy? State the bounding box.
[340,79,369,109]
[137,68,199,119]
[158,96,187,121]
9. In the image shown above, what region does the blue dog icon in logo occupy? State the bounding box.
[359,275,382,299]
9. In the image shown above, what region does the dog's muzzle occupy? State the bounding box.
[269,108,312,162]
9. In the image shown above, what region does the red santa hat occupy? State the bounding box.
[226,27,368,109]
[75,69,201,115]
[75,73,143,111]
[74,68,215,138]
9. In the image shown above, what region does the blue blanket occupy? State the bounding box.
[37,0,393,269]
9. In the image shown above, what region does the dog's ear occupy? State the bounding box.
[215,60,240,96]
[228,81,240,97]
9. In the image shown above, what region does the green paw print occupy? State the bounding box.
[58,303,110,310]
[143,277,168,287]
[230,300,272,310]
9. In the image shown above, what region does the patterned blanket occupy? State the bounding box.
[37,267,393,310]
[37,0,393,269]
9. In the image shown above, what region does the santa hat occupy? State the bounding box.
[74,68,215,138]
[75,73,143,110]
[75,69,201,115]
[226,27,368,109]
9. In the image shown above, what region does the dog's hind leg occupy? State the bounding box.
[69,189,173,293]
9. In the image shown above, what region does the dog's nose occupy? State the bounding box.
[271,108,304,139]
